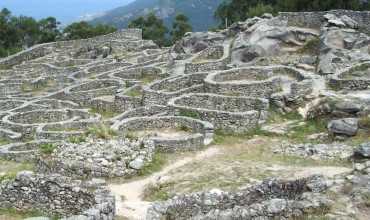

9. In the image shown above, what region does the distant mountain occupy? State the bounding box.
[91,0,224,31]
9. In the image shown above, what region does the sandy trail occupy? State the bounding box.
[109,147,220,220]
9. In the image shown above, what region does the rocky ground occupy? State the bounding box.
[0,10,370,220]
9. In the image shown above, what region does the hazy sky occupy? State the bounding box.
[0,0,134,24]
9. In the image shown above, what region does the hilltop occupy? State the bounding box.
[90,0,223,31]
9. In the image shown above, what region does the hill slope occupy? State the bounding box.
[90,0,223,31]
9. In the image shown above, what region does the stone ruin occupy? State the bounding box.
[0,9,369,220]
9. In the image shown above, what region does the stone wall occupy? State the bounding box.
[112,116,214,151]
[279,10,370,33]
[147,175,329,220]
[0,171,115,219]
[143,73,208,105]
[169,93,269,133]
[0,29,143,67]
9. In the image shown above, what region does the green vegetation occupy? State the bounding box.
[21,80,55,95]
[124,132,139,141]
[63,21,116,40]
[298,38,321,55]
[128,13,193,47]
[179,109,200,119]
[0,8,117,58]
[39,143,57,155]
[138,153,168,177]
[0,138,10,146]
[171,13,193,43]
[87,124,118,139]
[0,208,60,220]
[0,160,34,183]
[128,12,169,47]
[89,107,119,119]
[125,88,143,97]
[68,135,87,144]
[177,125,192,132]
[215,0,370,27]
[288,118,328,142]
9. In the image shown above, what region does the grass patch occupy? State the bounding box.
[213,127,275,145]
[124,132,139,141]
[0,160,34,183]
[87,124,117,139]
[125,88,142,97]
[39,143,57,155]
[177,125,192,132]
[267,108,302,124]
[0,138,10,146]
[68,135,87,144]
[140,75,158,84]
[21,80,55,95]
[0,208,59,220]
[179,109,200,119]
[298,37,320,55]
[89,107,119,119]
[287,118,328,142]
[138,153,168,177]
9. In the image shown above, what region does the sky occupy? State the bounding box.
[0,0,134,24]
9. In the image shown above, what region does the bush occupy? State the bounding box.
[39,143,57,154]
[247,3,275,18]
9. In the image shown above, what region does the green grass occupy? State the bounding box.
[68,135,87,144]
[298,37,320,55]
[141,75,158,84]
[89,107,119,119]
[21,80,55,94]
[0,160,34,183]
[0,208,60,220]
[287,118,328,142]
[87,124,118,139]
[177,125,192,132]
[138,153,168,177]
[179,109,200,119]
[0,138,10,146]
[212,127,275,145]
[39,143,57,155]
[125,88,142,97]
[267,107,303,124]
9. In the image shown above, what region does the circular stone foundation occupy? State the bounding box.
[168,93,269,133]
[204,66,306,98]
[64,79,125,102]
[143,72,208,105]
[329,62,370,90]
[112,116,214,152]
[6,109,92,126]
[0,140,58,162]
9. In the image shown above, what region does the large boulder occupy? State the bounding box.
[231,18,319,65]
[328,118,359,136]
[172,32,225,55]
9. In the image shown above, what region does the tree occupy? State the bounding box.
[39,17,60,43]
[63,21,116,40]
[247,3,275,18]
[128,12,169,47]
[171,14,192,43]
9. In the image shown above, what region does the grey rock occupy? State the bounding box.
[334,101,362,114]
[354,142,370,159]
[328,118,359,136]
[129,156,145,170]
[340,15,359,29]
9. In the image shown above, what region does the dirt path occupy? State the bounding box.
[108,147,220,220]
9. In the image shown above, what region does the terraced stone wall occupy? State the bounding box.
[279,10,370,32]
[0,172,115,219]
